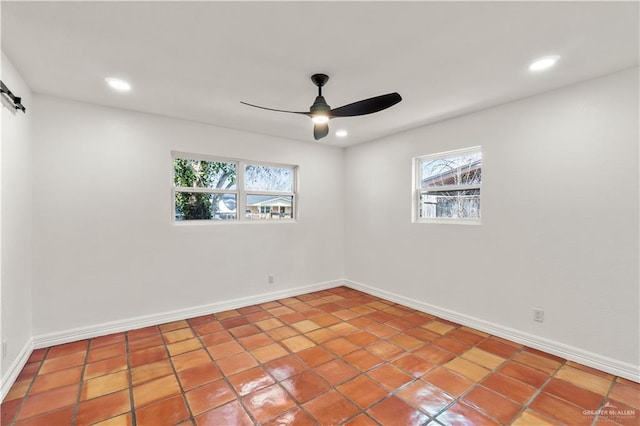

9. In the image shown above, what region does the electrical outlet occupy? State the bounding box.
[533,308,544,323]
[268,275,274,284]
[2,339,7,359]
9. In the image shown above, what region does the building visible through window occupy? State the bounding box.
[244,164,295,221]
[415,147,482,223]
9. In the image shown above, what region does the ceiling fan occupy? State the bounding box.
[241,74,402,140]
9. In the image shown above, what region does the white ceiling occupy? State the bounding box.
[2,1,638,147]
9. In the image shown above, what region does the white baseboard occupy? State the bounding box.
[33,279,344,350]
[345,279,640,383]
[1,337,33,402]
[14,277,638,397]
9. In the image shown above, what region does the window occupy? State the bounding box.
[245,164,295,220]
[173,153,296,222]
[173,158,237,221]
[414,146,482,223]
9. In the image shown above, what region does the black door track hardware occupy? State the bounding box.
[0,80,26,112]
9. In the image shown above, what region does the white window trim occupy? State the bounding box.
[171,151,298,224]
[412,146,482,225]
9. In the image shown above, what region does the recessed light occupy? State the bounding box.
[105,77,131,92]
[529,56,560,72]
[336,130,348,137]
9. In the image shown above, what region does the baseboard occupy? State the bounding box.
[345,279,640,382]
[33,279,344,350]
[23,277,640,385]
[1,337,33,402]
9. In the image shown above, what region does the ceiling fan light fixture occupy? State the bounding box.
[311,114,329,124]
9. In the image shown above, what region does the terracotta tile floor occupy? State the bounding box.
[2,287,639,425]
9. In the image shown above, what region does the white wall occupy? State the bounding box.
[5,61,638,385]
[31,95,344,337]
[344,68,639,372]
[1,53,33,380]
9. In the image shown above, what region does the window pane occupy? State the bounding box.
[244,165,293,192]
[245,195,293,220]
[174,158,237,190]
[421,152,481,188]
[420,189,480,219]
[175,192,237,221]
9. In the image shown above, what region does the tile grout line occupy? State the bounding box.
[207,307,301,425]
[321,295,404,423]
[317,299,433,424]
[69,339,91,426]
[497,344,562,424]
[365,295,452,422]
[278,305,346,425]
[274,297,361,423]
[369,315,483,421]
[591,375,621,426]
[7,347,50,426]
[520,360,621,425]
[393,324,560,424]
[225,307,305,425]
[167,320,205,425]
[280,291,396,424]
[187,314,260,425]
[262,295,365,425]
[394,329,494,423]
[353,312,436,423]
[327,291,410,424]
[124,330,138,426]
[507,357,567,425]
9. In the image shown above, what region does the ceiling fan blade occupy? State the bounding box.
[330,92,402,118]
[240,101,309,115]
[313,123,329,140]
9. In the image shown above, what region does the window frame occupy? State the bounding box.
[243,164,296,221]
[172,151,298,224]
[412,146,482,225]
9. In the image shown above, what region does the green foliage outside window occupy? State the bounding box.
[174,159,236,220]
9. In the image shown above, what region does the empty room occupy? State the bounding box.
[1,1,638,425]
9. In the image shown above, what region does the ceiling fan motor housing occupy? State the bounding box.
[310,96,331,114]
[310,74,331,115]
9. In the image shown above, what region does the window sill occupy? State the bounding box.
[413,218,481,226]
[172,219,297,226]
